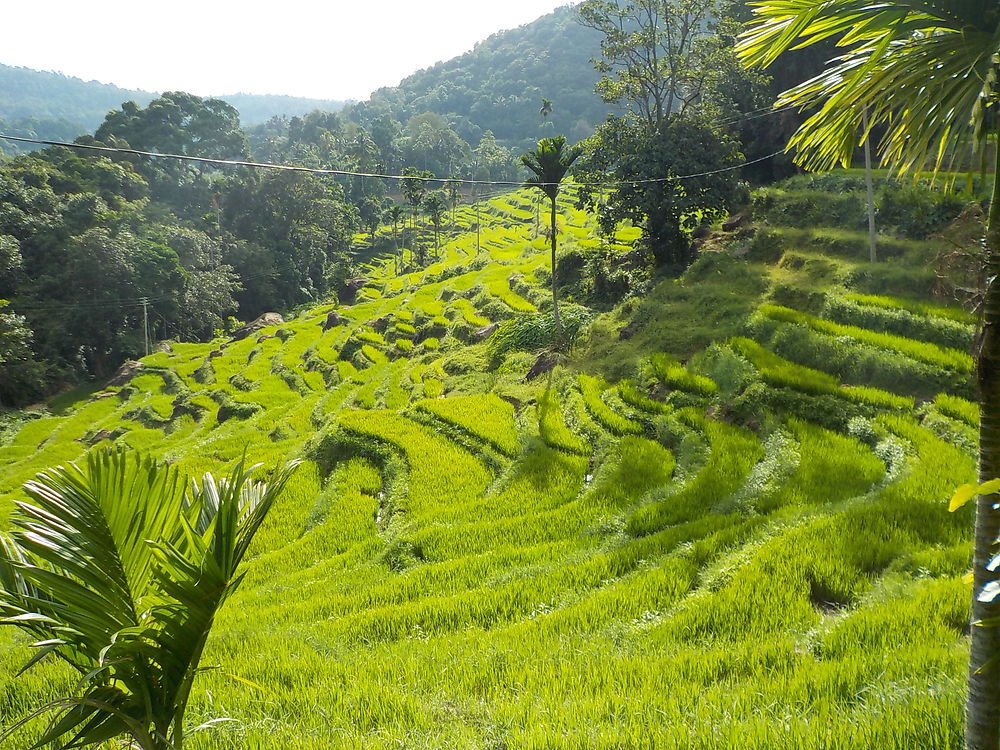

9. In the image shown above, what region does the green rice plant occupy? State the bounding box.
[649,353,719,396]
[486,279,538,312]
[746,315,972,398]
[423,378,444,398]
[409,362,426,385]
[415,393,520,457]
[934,393,978,426]
[210,389,263,422]
[383,361,411,411]
[628,412,764,534]
[729,337,914,410]
[0,181,982,750]
[844,291,976,324]
[361,344,389,366]
[578,375,644,435]
[823,296,973,351]
[356,329,387,346]
[451,298,490,327]
[757,304,973,372]
[618,379,671,414]
[335,410,491,521]
[536,389,590,455]
[840,385,914,410]
[337,360,359,381]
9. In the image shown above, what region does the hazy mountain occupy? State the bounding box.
[0,64,349,153]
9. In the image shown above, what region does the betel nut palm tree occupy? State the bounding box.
[521,135,583,332]
[0,447,299,749]
[737,2,1000,747]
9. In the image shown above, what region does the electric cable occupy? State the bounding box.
[0,133,783,188]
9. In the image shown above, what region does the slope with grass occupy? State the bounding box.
[0,174,982,749]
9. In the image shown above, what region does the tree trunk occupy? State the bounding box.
[967,135,1000,750]
[550,197,561,333]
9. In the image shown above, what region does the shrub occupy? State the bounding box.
[752,188,866,230]
[878,183,966,239]
[842,263,937,297]
[486,307,593,363]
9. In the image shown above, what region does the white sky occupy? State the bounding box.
[3,1,573,101]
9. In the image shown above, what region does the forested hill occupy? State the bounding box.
[350,5,611,151]
[0,64,349,153]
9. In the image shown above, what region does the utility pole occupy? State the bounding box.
[141,297,150,356]
[475,188,481,255]
[863,107,877,263]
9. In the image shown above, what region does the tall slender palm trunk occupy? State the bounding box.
[550,196,561,332]
[968,135,1000,750]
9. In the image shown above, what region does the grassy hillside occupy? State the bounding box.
[0,176,980,748]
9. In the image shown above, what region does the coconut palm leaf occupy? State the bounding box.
[0,447,299,749]
[737,0,1000,174]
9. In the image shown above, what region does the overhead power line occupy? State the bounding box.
[0,133,783,188]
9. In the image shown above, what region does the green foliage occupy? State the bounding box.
[576,115,741,268]
[935,393,979,427]
[415,394,520,457]
[0,170,984,750]
[729,336,913,410]
[0,302,44,407]
[844,292,975,324]
[0,448,297,749]
[752,179,967,240]
[618,379,671,414]
[355,6,608,151]
[211,390,263,423]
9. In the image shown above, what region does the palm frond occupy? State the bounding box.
[0,447,299,749]
[738,0,1000,176]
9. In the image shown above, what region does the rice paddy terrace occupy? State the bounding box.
[0,180,980,748]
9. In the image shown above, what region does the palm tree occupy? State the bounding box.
[521,135,583,331]
[0,447,299,749]
[387,203,405,273]
[738,3,1000,747]
[424,190,448,260]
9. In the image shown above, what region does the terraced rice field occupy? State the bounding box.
[0,181,978,748]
